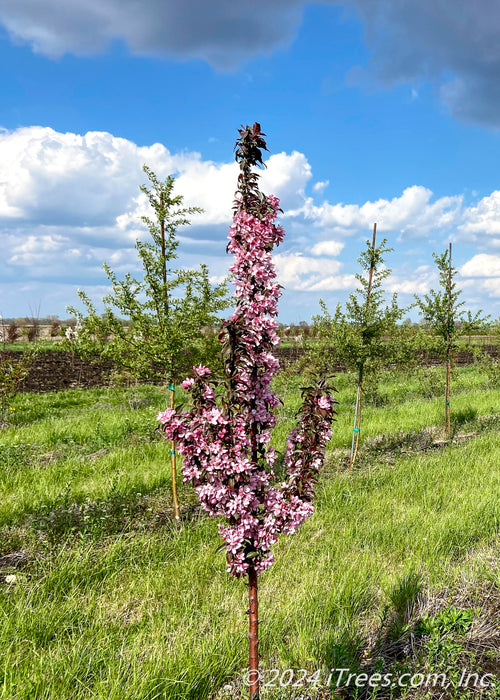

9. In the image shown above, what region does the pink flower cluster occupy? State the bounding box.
[158,195,335,577]
[158,130,335,577]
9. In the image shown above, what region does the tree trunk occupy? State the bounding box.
[445,354,451,438]
[248,566,259,700]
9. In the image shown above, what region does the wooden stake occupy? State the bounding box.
[349,371,363,470]
[445,242,452,439]
[160,193,168,311]
[170,384,181,521]
[367,223,377,293]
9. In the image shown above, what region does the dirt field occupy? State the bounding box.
[2,344,498,393]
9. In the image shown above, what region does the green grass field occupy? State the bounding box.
[0,364,499,699]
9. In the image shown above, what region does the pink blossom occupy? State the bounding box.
[157,408,176,424]
[193,365,211,378]
[158,137,336,578]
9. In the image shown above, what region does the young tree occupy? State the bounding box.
[67,166,229,520]
[415,243,466,437]
[312,226,405,468]
[158,123,336,700]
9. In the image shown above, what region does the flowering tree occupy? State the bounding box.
[158,123,336,699]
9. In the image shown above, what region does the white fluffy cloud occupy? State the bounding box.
[1,125,500,316]
[310,240,344,256]
[0,126,337,311]
[387,265,437,295]
[260,151,312,211]
[482,279,500,297]
[296,186,462,238]
[0,127,170,229]
[460,254,500,278]
[273,253,355,291]
[0,127,322,234]
[458,192,500,250]
[312,180,329,194]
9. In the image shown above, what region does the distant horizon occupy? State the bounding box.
[0,311,496,329]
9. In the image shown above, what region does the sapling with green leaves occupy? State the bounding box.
[67,166,229,520]
[415,243,471,438]
[312,225,405,468]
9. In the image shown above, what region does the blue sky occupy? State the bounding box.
[0,0,499,322]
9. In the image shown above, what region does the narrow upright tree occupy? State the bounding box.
[158,123,336,699]
[68,166,229,520]
[415,243,465,437]
[313,226,404,468]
